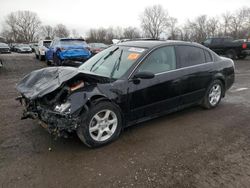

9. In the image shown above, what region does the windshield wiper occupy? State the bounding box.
[110,49,123,79]
[90,47,119,72]
[104,47,119,60]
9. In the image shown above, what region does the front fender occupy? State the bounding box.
[68,88,108,114]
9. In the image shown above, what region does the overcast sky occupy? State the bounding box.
[0,0,249,36]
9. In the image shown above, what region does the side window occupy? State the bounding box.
[204,39,212,45]
[138,46,176,74]
[211,38,222,45]
[176,46,205,67]
[204,50,212,62]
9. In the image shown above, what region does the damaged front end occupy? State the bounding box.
[16,66,109,138]
[16,84,86,137]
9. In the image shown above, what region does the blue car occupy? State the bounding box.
[45,38,91,66]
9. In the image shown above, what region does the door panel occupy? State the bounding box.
[175,45,214,106]
[128,70,184,121]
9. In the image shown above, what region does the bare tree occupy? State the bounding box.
[221,12,233,36]
[140,5,169,39]
[113,26,124,39]
[40,25,54,40]
[230,8,250,38]
[71,29,80,38]
[53,24,70,38]
[123,27,141,39]
[168,17,178,40]
[206,17,220,37]
[4,10,41,42]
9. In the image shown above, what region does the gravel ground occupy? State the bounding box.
[0,53,250,188]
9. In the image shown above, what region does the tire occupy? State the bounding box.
[238,54,247,60]
[53,52,62,66]
[226,49,236,59]
[202,80,224,109]
[39,53,44,61]
[46,59,51,66]
[35,54,39,59]
[77,101,122,148]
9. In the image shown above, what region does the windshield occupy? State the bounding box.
[79,46,146,79]
[0,43,8,47]
[60,40,87,47]
[18,44,30,47]
[43,41,51,48]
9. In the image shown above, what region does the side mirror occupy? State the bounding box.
[134,71,155,79]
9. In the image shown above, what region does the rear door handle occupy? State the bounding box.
[173,79,181,84]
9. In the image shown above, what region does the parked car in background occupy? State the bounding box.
[0,43,11,53]
[16,40,235,148]
[88,43,108,55]
[0,58,3,67]
[202,37,250,59]
[35,40,52,61]
[10,43,17,52]
[14,44,32,53]
[29,43,38,52]
[45,38,91,66]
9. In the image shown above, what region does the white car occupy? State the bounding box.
[35,40,52,61]
[15,44,32,53]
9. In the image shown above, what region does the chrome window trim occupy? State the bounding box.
[154,61,214,76]
[128,45,214,80]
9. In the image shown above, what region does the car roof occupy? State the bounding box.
[118,40,204,49]
[59,38,85,41]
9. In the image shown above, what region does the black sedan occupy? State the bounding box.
[16,40,235,148]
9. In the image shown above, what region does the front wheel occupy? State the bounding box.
[77,101,122,148]
[202,80,224,109]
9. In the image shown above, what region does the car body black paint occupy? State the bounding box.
[16,40,235,136]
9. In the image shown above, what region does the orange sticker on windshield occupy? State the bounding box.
[128,53,140,60]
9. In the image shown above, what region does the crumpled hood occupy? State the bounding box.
[16,66,110,100]
[16,67,79,100]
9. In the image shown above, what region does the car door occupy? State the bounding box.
[175,45,214,106]
[46,40,55,61]
[210,38,224,55]
[128,46,183,122]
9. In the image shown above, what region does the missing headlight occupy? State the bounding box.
[54,102,71,113]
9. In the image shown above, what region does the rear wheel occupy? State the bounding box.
[226,49,236,59]
[202,80,224,109]
[77,101,122,148]
[238,54,247,60]
[53,52,62,66]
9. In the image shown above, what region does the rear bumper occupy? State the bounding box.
[242,50,250,55]
[58,49,91,60]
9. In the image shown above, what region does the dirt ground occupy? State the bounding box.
[0,53,250,188]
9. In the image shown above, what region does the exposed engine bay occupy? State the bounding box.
[16,66,111,137]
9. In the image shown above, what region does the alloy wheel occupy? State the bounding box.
[89,109,118,142]
[209,84,222,106]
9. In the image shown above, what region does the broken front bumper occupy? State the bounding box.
[38,106,80,136]
[17,96,81,137]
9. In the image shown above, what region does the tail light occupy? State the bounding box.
[242,43,247,49]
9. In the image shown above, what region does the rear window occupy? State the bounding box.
[43,41,51,48]
[60,40,87,47]
[204,50,212,62]
[176,46,205,67]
